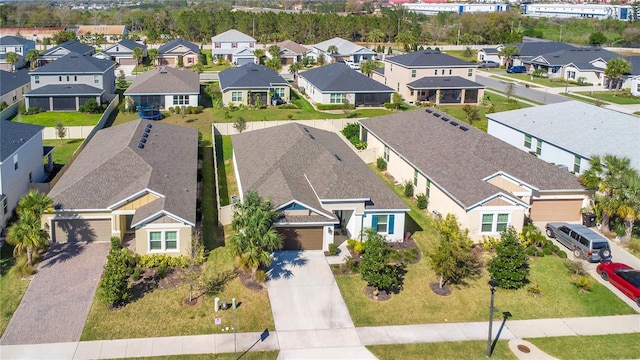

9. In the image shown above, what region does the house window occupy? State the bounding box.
[567,71,576,80]
[1,197,7,215]
[536,139,542,155]
[390,64,392,72]
[215,43,221,48]
[188,57,194,64]
[481,213,509,233]
[413,169,418,186]
[396,83,399,92]
[411,69,416,78]
[383,145,389,161]
[449,69,452,75]
[94,75,100,84]
[0,47,5,53]
[249,43,254,48]
[173,95,189,105]
[74,76,77,81]
[66,75,70,81]
[330,93,343,104]
[59,76,62,82]
[274,88,285,97]
[468,69,473,77]
[29,172,32,183]
[574,156,581,173]
[232,42,238,48]
[231,91,243,102]
[372,214,395,234]
[35,75,40,84]
[434,69,437,75]
[524,134,532,148]
[441,69,445,75]
[13,154,18,170]
[410,89,414,96]
[426,179,431,197]
[149,230,178,251]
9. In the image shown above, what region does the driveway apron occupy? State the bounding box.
[1,242,110,345]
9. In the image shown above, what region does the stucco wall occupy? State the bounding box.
[382,62,476,100]
[135,221,192,256]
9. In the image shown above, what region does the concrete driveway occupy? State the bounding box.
[0,242,110,345]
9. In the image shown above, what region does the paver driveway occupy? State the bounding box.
[1,242,109,345]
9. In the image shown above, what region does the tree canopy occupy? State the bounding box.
[488,227,530,290]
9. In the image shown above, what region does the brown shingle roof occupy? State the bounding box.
[231,123,407,213]
[49,120,197,225]
[277,40,309,55]
[125,66,200,95]
[359,109,585,209]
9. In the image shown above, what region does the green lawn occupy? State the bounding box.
[43,138,84,165]
[335,166,636,327]
[120,351,279,360]
[500,74,576,88]
[14,112,102,126]
[529,333,640,360]
[0,246,31,337]
[574,91,640,105]
[435,93,531,132]
[562,93,606,106]
[444,50,478,63]
[215,135,238,207]
[368,341,515,360]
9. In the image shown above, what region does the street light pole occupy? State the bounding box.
[487,279,498,357]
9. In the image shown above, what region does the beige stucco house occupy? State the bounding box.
[218,63,290,107]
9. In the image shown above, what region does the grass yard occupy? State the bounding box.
[444,49,478,63]
[14,112,102,126]
[574,91,640,105]
[367,340,515,360]
[120,351,279,360]
[501,73,574,88]
[81,246,274,340]
[215,135,238,207]
[334,166,636,327]
[43,138,83,165]
[562,93,607,106]
[0,246,32,337]
[435,93,531,132]
[528,333,640,360]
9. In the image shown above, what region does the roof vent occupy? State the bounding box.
[441,117,449,122]
[433,113,441,117]
[146,123,152,129]
[308,134,315,140]
[460,126,469,131]
[138,143,144,149]
[144,127,151,134]
[304,127,309,133]
[425,109,433,113]
[142,132,149,138]
[449,121,458,126]
[334,154,342,161]
[140,137,147,143]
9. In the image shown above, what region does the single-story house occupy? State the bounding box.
[38,40,96,67]
[478,42,577,69]
[623,56,640,96]
[274,40,309,65]
[124,66,200,111]
[43,119,197,256]
[298,63,394,107]
[528,48,617,86]
[157,38,199,68]
[486,101,640,173]
[231,123,409,250]
[310,37,376,64]
[211,29,256,65]
[218,63,291,107]
[359,109,590,240]
[97,39,147,66]
[76,25,128,43]
[0,69,30,106]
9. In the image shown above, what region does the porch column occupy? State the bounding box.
[76,97,80,111]
[49,97,54,111]
[461,89,466,104]
[47,152,53,172]
[435,89,441,105]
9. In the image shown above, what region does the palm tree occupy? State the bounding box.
[265,56,282,72]
[499,45,519,68]
[327,45,339,55]
[133,47,143,64]
[26,49,39,70]
[612,173,640,243]
[396,31,417,51]
[17,189,53,218]
[289,61,302,83]
[5,52,19,71]
[604,58,632,91]
[253,48,265,65]
[360,59,377,77]
[6,212,50,267]
[147,48,158,66]
[366,29,385,45]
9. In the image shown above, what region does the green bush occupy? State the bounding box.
[353,242,364,255]
[0,101,8,111]
[277,103,299,109]
[383,102,395,110]
[557,250,568,258]
[488,227,530,289]
[79,99,102,114]
[564,259,587,276]
[155,263,169,279]
[345,256,359,273]
[316,103,354,110]
[536,250,545,257]
[328,243,339,256]
[347,239,358,249]
[19,104,44,115]
[138,254,190,268]
[376,157,387,171]
[99,247,131,307]
[525,246,537,257]
[131,266,143,281]
[542,247,553,256]
[416,193,428,209]
[403,181,414,197]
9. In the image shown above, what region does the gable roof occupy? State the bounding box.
[104,39,147,54]
[487,101,640,171]
[625,56,640,76]
[360,109,585,209]
[313,37,375,56]
[125,66,200,95]
[0,35,34,46]
[0,69,30,96]
[211,29,256,43]
[277,40,309,55]
[48,120,197,226]
[218,63,289,91]
[529,48,617,68]
[76,25,127,36]
[479,47,500,55]
[385,50,473,68]
[42,41,95,57]
[26,84,103,96]
[231,123,407,213]
[158,39,199,55]
[31,52,114,74]
[511,41,577,58]
[0,120,43,161]
[299,63,393,93]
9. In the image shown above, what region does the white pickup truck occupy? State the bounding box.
[344,60,360,70]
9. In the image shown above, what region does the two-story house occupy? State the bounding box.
[25,52,115,111]
[0,69,30,108]
[97,39,147,66]
[0,35,36,71]
[211,29,256,66]
[157,38,199,68]
[38,40,96,67]
[372,50,485,105]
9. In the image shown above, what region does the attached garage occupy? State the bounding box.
[119,58,137,65]
[236,58,254,66]
[530,199,583,222]
[278,227,323,250]
[53,218,112,243]
[158,58,175,66]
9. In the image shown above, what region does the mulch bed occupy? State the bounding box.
[237,270,266,292]
[364,285,392,301]
[430,282,452,296]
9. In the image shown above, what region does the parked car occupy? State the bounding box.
[506,65,527,74]
[478,60,499,69]
[545,222,612,262]
[597,261,640,307]
[344,59,360,70]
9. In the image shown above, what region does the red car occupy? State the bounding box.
[597,262,640,307]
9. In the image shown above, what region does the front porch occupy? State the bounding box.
[407,76,485,105]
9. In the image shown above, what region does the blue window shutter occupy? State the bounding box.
[372,215,378,229]
[388,215,395,234]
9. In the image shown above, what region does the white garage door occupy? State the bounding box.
[53,219,111,243]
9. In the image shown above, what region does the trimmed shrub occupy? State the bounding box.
[525,245,537,257]
[254,269,267,283]
[347,239,358,249]
[403,181,414,197]
[277,104,299,109]
[328,243,339,256]
[416,193,428,210]
[353,242,364,255]
[316,103,354,110]
[542,247,553,256]
[376,157,387,171]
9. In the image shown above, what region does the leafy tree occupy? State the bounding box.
[79,99,101,113]
[267,44,281,59]
[499,45,519,67]
[461,105,481,124]
[391,92,404,110]
[191,62,204,73]
[253,48,265,65]
[185,232,204,302]
[505,82,515,100]
[288,61,302,83]
[52,30,76,44]
[317,53,326,66]
[396,31,417,51]
[99,241,131,307]
[589,31,608,46]
[233,116,247,133]
[360,59,377,78]
[359,228,404,293]
[147,48,158,66]
[177,55,184,68]
[26,49,39,69]
[366,29,385,44]
[117,69,128,89]
[429,214,482,288]
[230,190,282,279]
[611,172,640,243]
[604,58,632,91]
[132,47,143,64]
[55,120,66,143]
[17,189,53,218]
[5,52,18,71]
[488,227,530,289]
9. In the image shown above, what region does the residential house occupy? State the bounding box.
[38,40,96,67]
[310,37,376,64]
[0,69,30,107]
[476,46,501,64]
[0,35,36,71]
[359,109,590,240]
[372,50,485,105]
[211,29,256,65]
[43,120,197,256]
[97,39,147,66]
[478,42,576,68]
[25,52,115,111]
[626,56,640,96]
[231,123,408,250]
[487,101,640,174]
[528,48,618,86]
[274,40,308,65]
[298,63,393,107]
[124,66,200,110]
[157,38,199,67]
[218,63,290,107]
[1,120,50,232]
[76,25,128,43]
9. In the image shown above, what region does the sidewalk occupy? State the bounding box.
[1,315,638,359]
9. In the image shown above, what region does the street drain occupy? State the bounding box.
[517,344,531,353]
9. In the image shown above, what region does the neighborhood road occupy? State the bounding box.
[475,73,569,105]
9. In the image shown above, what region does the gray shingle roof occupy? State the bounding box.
[386,50,473,68]
[211,29,256,43]
[25,84,103,96]
[407,76,485,89]
[231,123,407,214]
[158,39,199,55]
[0,35,33,46]
[480,47,500,55]
[124,66,200,95]
[487,101,640,171]
[313,37,375,56]
[31,52,114,74]
[0,69,29,96]
[626,56,640,76]
[42,41,95,56]
[219,63,289,91]
[512,41,577,57]
[299,63,393,93]
[104,39,147,54]
[360,109,585,209]
[48,120,198,225]
[529,48,617,69]
[0,120,43,161]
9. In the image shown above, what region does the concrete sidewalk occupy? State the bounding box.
[1,315,638,359]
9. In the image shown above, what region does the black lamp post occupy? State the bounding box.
[487,279,499,357]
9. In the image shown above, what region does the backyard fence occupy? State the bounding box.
[0,99,23,121]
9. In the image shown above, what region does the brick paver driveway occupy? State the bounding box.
[1,242,109,345]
